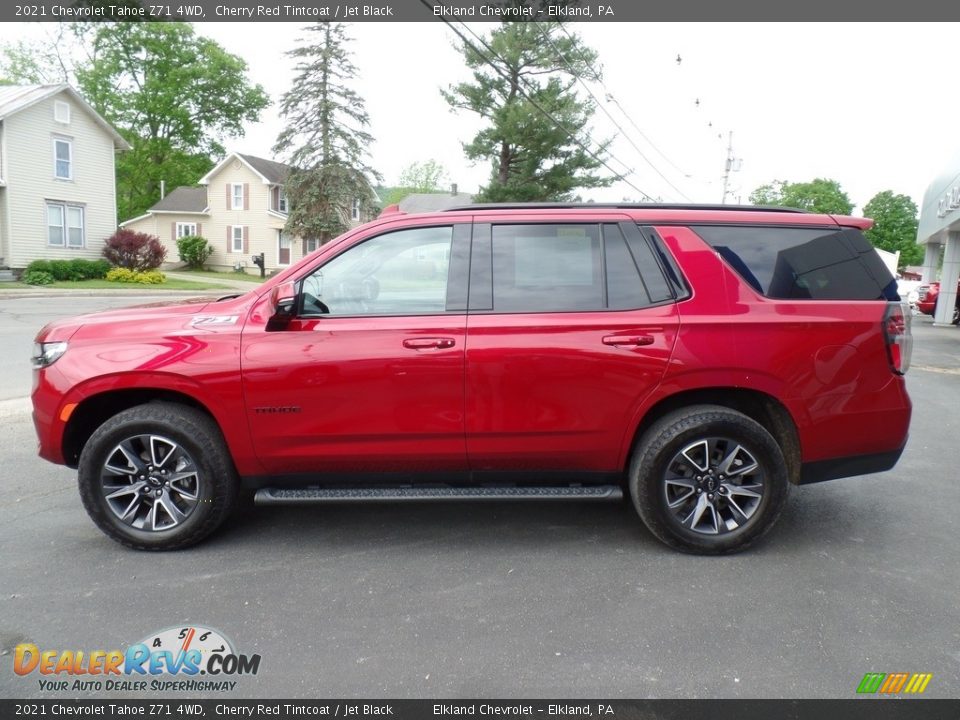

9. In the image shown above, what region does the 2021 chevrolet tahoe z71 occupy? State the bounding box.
[31,204,912,554]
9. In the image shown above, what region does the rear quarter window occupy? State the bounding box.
[692,225,899,301]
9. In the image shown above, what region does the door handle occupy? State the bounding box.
[403,337,456,350]
[602,334,655,347]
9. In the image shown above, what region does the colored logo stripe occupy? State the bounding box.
[904,673,933,694]
[857,672,932,694]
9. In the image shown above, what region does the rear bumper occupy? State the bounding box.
[798,445,906,485]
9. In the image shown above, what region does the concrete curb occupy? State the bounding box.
[0,290,231,299]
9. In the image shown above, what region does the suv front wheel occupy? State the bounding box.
[77,403,239,550]
[629,405,790,554]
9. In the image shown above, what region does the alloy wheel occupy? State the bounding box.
[661,437,766,535]
[100,434,202,532]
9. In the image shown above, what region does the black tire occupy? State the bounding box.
[77,403,239,551]
[953,303,959,325]
[629,405,789,554]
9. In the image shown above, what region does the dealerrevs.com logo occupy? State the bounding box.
[14,625,261,693]
[856,672,933,695]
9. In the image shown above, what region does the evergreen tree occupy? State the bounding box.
[274,23,379,245]
[443,22,613,202]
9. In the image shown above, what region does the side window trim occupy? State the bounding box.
[622,222,690,301]
[445,223,472,312]
[468,223,493,311]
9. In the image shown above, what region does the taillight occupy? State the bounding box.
[883,302,912,375]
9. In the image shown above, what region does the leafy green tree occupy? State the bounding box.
[863,191,921,267]
[0,38,68,85]
[384,160,450,205]
[443,22,612,202]
[274,23,379,244]
[74,23,269,221]
[749,178,854,215]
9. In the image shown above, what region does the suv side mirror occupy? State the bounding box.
[268,281,297,329]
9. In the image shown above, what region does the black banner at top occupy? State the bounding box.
[0,699,959,720]
[1,0,956,22]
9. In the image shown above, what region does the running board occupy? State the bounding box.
[254,485,623,505]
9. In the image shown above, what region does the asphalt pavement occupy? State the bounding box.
[0,296,958,699]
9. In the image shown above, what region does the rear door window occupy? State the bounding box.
[482,223,670,313]
[692,225,898,301]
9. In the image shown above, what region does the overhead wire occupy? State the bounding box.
[555,22,702,181]
[420,1,655,201]
[535,21,691,202]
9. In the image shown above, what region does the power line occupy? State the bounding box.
[422,3,654,201]
[556,23,699,181]
[455,20,640,184]
[536,21,691,202]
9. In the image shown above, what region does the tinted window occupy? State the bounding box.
[301,226,453,316]
[693,225,898,301]
[604,224,651,309]
[492,224,604,312]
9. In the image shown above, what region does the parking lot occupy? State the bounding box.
[1,294,958,699]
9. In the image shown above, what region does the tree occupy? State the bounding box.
[748,178,854,215]
[384,160,449,205]
[274,23,379,245]
[863,191,921,268]
[74,23,269,221]
[443,22,613,202]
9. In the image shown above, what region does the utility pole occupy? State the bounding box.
[721,131,742,204]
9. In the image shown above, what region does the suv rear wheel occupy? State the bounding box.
[77,403,238,550]
[629,405,789,554]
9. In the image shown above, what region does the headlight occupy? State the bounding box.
[31,341,68,369]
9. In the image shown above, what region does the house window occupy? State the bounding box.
[176,222,197,238]
[53,138,72,180]
[232,184,244,210]
[231,225,244,253]
[278,193,288,213]
[304,238,319,253]
[351,198,361,221]
[47,202,84,248]
[54,101,70,124]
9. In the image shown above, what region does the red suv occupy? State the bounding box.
[31,205,912,554]
[916,280,960,324]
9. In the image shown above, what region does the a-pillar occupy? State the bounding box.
[934,231,960,326]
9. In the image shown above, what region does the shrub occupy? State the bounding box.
[106,268,166,284]
[70,258,111,280]
[48,259,81,281]
[176,235,213,269]
[22,270,55,286]
[102,229,167,270]
[25,260,52,275]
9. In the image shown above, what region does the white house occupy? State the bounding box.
[0,84,129,269]
[122,151,377,274]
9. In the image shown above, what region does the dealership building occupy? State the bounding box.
[918,150,960,325]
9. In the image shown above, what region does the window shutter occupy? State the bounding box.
[197,223,202,237]
[243,183,250,211]
[227,226,232,254]
[171,222,176,242]
[243,226,249,254]
[302,239,308,256]
[226,183,231,210]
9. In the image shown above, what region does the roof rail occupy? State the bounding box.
[441,202,811,214]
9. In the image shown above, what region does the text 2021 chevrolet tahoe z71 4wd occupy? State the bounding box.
[31,204,912,554]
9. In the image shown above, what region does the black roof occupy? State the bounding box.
[442,203,811,213]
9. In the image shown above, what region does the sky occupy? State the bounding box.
[11,21,960,213]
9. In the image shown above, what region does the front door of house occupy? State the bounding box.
[278,230,291,266]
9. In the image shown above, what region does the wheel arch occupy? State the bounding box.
[62,389,219,469]
[626,387,802,484]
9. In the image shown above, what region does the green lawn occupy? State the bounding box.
[173,268,267,283]
[0,278,227,291]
